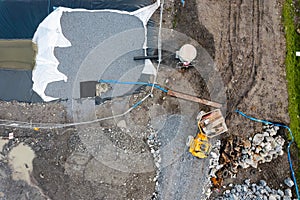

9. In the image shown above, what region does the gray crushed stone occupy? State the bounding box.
[216,179,296,200]
[46,11,147,101]
[152,114,211,200]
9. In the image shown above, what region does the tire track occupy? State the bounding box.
[226,0,260,119]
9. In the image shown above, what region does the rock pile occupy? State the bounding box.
[216,179,295,200]
[147,130,161,200]
[247,125,284,164]
[208,140,223,178]
[202,140,222,199]
[219,125,285,174]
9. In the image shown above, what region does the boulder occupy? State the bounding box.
[252,134,264,145]
[263,142,272,152]
[253,153,263,162]
[284,178,294,188]
[263,132,270,137]
[238,161,250,169]
[265,136,275,143]
[260,151,268,158]
[245,158,258,168]
[277,189,284,197]
[244,179,251,186]
[278,150,284,156]
[259,180,267,187]
[275,145,282,153]
[284,188,292,197]
[268,194,279,200]
[255,146,262,154]
[264,155,273,163]
[269,150,277,155]
[269,129,277,136]
[283,196,292,200]
[275,136,285,146]
[210,151,219,159]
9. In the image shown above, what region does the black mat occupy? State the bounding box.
[0,69,42,102]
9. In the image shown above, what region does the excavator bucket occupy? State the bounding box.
[197,109,227,138]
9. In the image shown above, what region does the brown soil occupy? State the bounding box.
[170,0,298,198]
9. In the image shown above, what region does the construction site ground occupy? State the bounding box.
[0,0,299,199]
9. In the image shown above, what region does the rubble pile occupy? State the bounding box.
[202,140,222,199]
[220,125,285,174]
[216,179,295,200]
[147,130,161,200]
[208,140,222,178]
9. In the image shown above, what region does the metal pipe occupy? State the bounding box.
[133,55,158,60]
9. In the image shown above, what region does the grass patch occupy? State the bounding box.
[172,13,178,29]
[283,0,300,188]
[283,0,300,148]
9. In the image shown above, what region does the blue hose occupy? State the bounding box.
[181,0,185,6]
[236,110,300,199]
[99,79,168,93]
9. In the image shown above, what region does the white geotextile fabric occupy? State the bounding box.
[32,1,160,102]
[32,9,70,102]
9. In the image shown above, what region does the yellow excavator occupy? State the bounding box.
[186,109,227,159]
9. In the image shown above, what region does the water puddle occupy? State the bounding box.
[0,40,36,70]
[0,40,41,102]
[8,142,35,184]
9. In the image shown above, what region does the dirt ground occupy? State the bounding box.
[151,0,298,198]
[0,0,299,199]
[178,0,299,196]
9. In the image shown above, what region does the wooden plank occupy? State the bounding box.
[167,90,222,108]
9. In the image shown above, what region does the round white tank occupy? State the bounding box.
[176,44,197,63]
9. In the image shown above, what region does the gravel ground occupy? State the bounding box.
[155,115,211,199]
[46,11,145,100]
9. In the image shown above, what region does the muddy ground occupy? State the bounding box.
[0,0,299,199]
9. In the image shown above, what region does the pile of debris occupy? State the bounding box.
[147,130,161,200]
[209,140,223,178]
[219,125,285,175]
[202,140,223,199]
[216,178,295,200]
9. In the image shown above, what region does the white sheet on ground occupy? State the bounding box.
[32,1,160,102]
